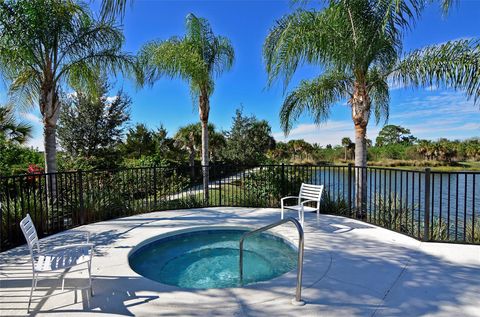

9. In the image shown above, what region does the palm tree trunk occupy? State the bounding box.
[43,122,57,197]
[344,147,347,160]
[199,93,210,204]
[44,123,58,174]
[40,86,60,198]
[201,120,209,203]
[354,124,368,218]
[351,81,370,218]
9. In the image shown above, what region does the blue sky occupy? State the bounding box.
[14,0,480,149]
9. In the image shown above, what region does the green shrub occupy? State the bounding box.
[242,166,308,207]
[320,190,349,216]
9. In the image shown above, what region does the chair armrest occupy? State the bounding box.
[281,196,299,202]
[46,243,94,253]
[301,199,319,205]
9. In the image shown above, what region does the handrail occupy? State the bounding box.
[239,217,305,306]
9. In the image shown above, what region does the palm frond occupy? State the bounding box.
[100,0,130,20]
[0,0,133,110]
[264,3,400,90]
[0,105,32,143]
[138,38,208,88]
[391,39,480,103]
[211,36,235,77]
[138,13,234,103]
[7,69,41,110]
[280,71,353,133]
[367,68,390,123]
[440,0,456,15]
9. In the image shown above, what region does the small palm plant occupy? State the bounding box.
[264,0,480,214]
[341,137,353,161]
[174,123,202,178]
[138,14,234,202]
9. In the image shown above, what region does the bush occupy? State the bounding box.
[0,138,43,176]
[320,190,349,216]
[242,166,308,207]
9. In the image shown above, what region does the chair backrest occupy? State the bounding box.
[299,183,324,207]
[19,214,40,254]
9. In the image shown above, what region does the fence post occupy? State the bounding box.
[424,168,431,241]
[347,163,353,216]
[78,170,85,225]
[281,163,286,197]
[153,166,158,208]
[218,165,222,207]
[0,185,3,251]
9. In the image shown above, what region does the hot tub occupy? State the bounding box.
[128,228,297,289]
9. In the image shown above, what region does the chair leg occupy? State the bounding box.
[27,272,36,313]
[300,207,304,227]
[87,261,93,297]
[281,205,284,219]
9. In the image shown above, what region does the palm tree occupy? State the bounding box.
[138,14,234,202]
[341,137,353,161]
[174,124,202,178]
[0,106,32,144]
[264,0,480,215]
[0,0,134,178]
[209,130,227,162]
[465,140,480,160]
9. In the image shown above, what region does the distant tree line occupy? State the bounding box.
[265,124,480,166]
[1,98,480,175]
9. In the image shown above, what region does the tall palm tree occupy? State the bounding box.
[0,106,32,144]
[264,0,480,215]
[0,0,134,178]
[138,14,234,202]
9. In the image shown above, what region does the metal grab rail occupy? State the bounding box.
[239,217,305,306]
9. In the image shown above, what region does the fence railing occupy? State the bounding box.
[1,164,479,251]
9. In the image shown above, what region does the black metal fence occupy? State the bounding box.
[1,164,479,251]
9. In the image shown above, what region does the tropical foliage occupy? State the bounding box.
[376,125,416,147]
[0,137,42,176]
[0,106,32,144]
[57,81,131,170]
[0,0,134,175]
[223,109,275,165]
[138,13,235,202]
[263,0,480,212]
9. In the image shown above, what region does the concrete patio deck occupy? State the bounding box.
[1,207,479,317]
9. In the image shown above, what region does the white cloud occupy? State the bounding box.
[272,90,479,146]
[390,91,479,121]
[26,136,44,151]
[20,112,42,125]
[20,112,44,150]
[106,96,118,103]
[387,90,479,140]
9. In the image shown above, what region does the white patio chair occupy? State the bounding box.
[19,214,94,312]
[281,183,324,226]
